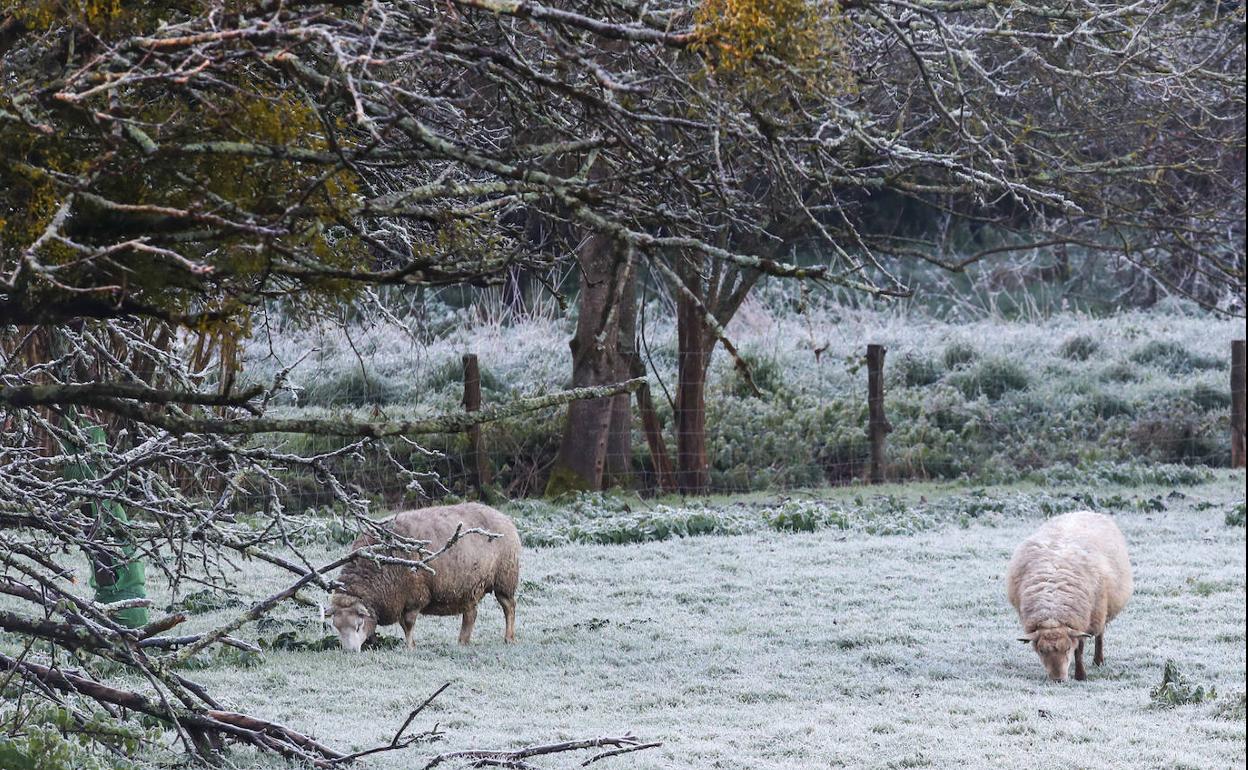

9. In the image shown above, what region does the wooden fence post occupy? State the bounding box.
[866,344,892,484]
[462,353,492,495]
[1232,339,1246,469]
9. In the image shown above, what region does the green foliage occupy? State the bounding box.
[1,9,371,333]
[1083,390,1135,419]
[507,488,1124,546]
[254,618,401,652]
[895,354,942,387]
[1126,400,1226,465]
[1025,461,1213,488]
[510,493,759,546]
[544,464,599,499]
[734,353,787,396]
[949,358,1030,400]
[1150,661,1217,708]
[765,487,1149,536]
[283,515,360,546]
[245,304,1239,499]
[179,645,262,671]
[942,341,979,369]
[1186,382,1231,411]
[422,357,504,397]
[1129,340,1221,373]
[1100,361,1141,383]
[1226,502,1245,527]
[0,704,148,770]
[263,632,341,652]
[1058,334,1100,361]
[165,589,242,614]
[300,368,405,408]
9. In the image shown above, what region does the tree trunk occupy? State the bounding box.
[674,283,712,494]
[545,235,633,496]
[603,278,637,488]
[663,251,763,496]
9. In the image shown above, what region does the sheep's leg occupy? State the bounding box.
[1093,634,1104,666]
[458,605,478,645]
[496,593,516,643]
[1074,638,1087,681]
[401,610,419,649]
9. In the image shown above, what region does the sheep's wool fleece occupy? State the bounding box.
[1006,511,1133,632]
[337,503,520,624]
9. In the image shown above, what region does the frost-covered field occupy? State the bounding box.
[190,475,1246,769]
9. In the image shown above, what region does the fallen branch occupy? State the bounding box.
[422,735,662,769]
[0,653,345,766]
[329,682,452,764]
[0,379,646,437]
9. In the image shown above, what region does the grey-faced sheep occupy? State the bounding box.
[1006,510,1133,682]
[328,503,520,651]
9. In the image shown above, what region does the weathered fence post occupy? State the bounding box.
[866,344,892,484]
[1232,339,1246,468]
[462,353,492,495]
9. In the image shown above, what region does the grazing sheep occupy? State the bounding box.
[329,503,520,651]
[1006,511,1133,681]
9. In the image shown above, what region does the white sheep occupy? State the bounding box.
[328,503,521,651]
[1006,511,1133,681]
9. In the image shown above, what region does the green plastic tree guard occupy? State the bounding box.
[63,422,149,629]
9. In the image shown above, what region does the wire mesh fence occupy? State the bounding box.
[229,332,1247,515]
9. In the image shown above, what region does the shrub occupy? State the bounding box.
[1028,461,1214,487]
[425,356,506,396]
[0,706,148,770]
[507,489,1091,544]
[1187,382,1231,411]
[1058,334,1100,361]
[942,341,978,369]
[896,354,943,387]
[1100,361,1140,383]
[1084,390,1135,419]
[1129,402,1224,465]
[244,301,1242,497]
[300,367,404,407]
[166,589,242,614]
[510,493,761,546]
[733,352,787,396]
[951,358,1030,400]
[1227,503,1246,527]
[1129,340,1221,373]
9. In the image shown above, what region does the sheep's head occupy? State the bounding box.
[328,594,376,652]
[1018,625,1092,682]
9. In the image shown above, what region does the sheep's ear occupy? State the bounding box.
[1017,634,1036,643]
[1076,632,1094,640]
